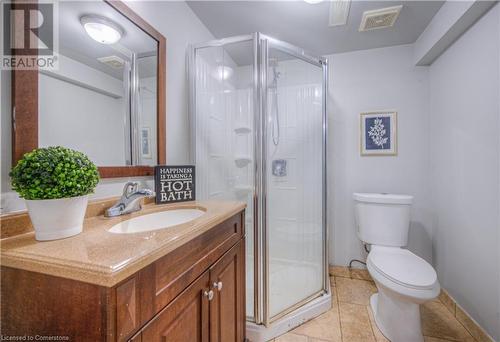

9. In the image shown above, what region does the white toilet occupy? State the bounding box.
[353,193,440,342]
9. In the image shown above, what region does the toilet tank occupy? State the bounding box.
[353,193,413,247]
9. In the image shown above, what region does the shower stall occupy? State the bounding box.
[189,33,329,341]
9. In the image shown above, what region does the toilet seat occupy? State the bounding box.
[368,246,437,290]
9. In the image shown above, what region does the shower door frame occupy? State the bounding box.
[188,32,329,327]
[260,34,329,326]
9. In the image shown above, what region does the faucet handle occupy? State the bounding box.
[123,182,139,198]
[105,204,125,217]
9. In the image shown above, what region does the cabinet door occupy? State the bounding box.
[209,239,246,342]
[141,271,210,342]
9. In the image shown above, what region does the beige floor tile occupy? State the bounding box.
[366,306,389,342]
[329,266,372,281]
[331,285,339,306]
[339,302,376,342]
[335,277,377,306]
[421,301,475,342]
[274,333,308,342]
[291,308,342,341]
[455,305,494,342]
[438,289,456,315]
[330,265,350,278]
[431,296,442,303]
[349,268,372,281]
[424,337,457,342]
[330,275,336,287]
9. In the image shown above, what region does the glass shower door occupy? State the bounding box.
[191,38,257,320]
[264,43,326,322]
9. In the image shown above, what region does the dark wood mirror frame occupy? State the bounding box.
[11,0,166,178]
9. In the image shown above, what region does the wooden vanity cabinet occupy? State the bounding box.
[209,239,246,342]
[1,211,246,342]
[139,269,210,342]
[139,240,245,342]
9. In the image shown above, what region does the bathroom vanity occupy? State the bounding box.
[0,200,246,341]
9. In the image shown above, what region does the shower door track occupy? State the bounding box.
[188,32,329,328]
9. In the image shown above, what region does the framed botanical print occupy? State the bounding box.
[360,111,397,156]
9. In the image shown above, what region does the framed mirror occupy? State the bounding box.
[11,0,166,178]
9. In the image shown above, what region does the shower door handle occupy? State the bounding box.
[213,281,223,291]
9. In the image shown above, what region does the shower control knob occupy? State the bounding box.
[204,290,214,301]
[213,281,223,291]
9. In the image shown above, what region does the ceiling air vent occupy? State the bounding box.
[359,5,403,32]
[97,55,125,68]
[329,0,351,27]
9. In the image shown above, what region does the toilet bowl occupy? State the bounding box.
[353,193,440,342]
[367,246,440,342]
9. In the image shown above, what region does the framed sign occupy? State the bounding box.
[360,111,397,156]
[155,165,195,204]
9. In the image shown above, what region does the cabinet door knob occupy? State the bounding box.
[213,281,223,291]
[204,290,214,301]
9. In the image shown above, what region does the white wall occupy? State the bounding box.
[327,44,432,266]
[125,0,214,164]
[428,4,500,340]
[0,1,214,213]
[39,69,126,166]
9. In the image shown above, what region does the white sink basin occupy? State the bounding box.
[108,209,205,234]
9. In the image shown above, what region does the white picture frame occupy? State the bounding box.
[360,111,397,156]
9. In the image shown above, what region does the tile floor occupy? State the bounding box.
[270,267,478,342]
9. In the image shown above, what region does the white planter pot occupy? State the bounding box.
[25,195,89,241]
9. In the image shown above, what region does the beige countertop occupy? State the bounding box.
[0,200,246,287]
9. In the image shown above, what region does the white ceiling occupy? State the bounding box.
[187,0,444,57]
[58,1,157,79]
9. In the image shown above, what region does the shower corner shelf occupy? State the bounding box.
[234,156,252,168]
[234,126,252,134]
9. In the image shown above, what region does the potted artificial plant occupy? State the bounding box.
[10,146,100,241]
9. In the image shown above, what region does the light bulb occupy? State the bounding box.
[213,66,233,80]
[81,16,123,45]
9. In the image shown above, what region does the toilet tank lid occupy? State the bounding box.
[353,193,413,205]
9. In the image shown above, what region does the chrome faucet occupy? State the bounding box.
[105,182,155,217]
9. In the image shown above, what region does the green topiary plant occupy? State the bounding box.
[10,146,100,200]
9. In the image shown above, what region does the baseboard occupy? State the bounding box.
[329,265,494,342]
[438,289,494,342]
